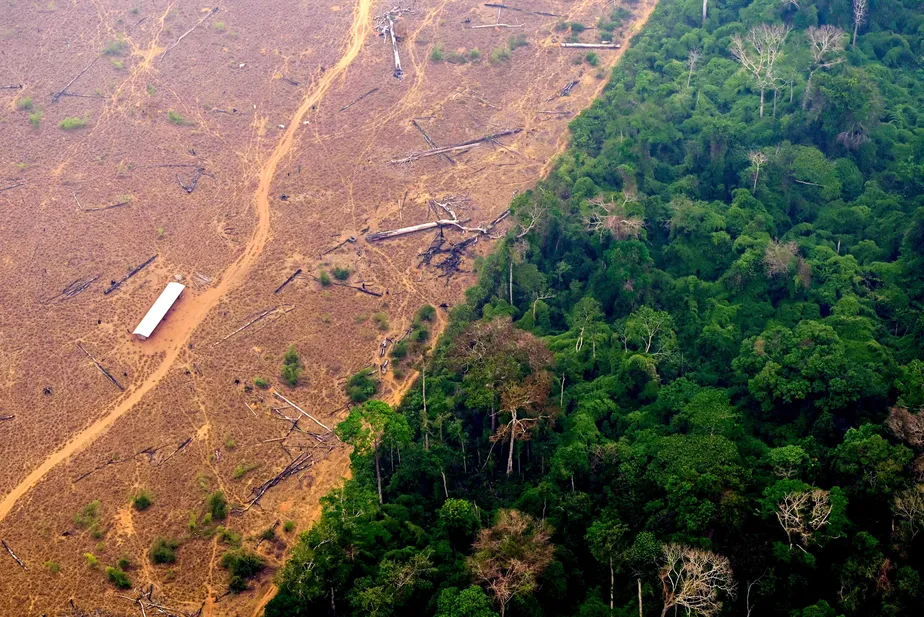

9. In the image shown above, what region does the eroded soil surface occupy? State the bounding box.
[0,0,655,614]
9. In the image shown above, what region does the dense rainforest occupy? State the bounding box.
[266,0,924,616]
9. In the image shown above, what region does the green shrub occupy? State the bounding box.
[260,526,276,541]
[373,312,389,331]
[44,561,61,574]
[584,52,600,67]
[106,566,132,588]
[417,304,436,322]
[331,266,350,281]
[214,21,226,32]
[446,52,468,65]
[146,83,157,96]
[220,549,265,593]
[74,500,101,528]
[281,344,303,386]
[167,110,185,125]
[225,437,237,450]
[346,368,378,403]
[208,491,228,520]
[59,115,89,130]
[411,327,430,343]
[468,48,481,61]
[110,58,124,70]
[393,367,405,379]
[132,490,153,511]
[102,38,126,55]
[117,556,131,570]
[389,341,408,359]
[16,96,32,110]
[283,520,295,533]
[28,110,42,127]
[490,47,511,64]
[217,526,242,547]
[569,22,586,33]
[84,553,99,568]
[430,43,444,63]
[508,34,528,50]
[232,462,260,479]
[553,21,569,32]
[318,270,332,286]
[254,377,269,389]
[150,537,179,564]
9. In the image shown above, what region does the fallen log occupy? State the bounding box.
[212,305,294,345]
[0,416,14,422]
[177,167,211,193]
[238,451,318,512]
[160,7,219,60]
[0,182,25,192]
[0,84,23,90]
[339,87,379,112]
[273,268,302,294]
[76,342,125,391]
[81,200,131,212]
[560,42,621,48]
[58,274,100,300]
[484,3,560,17]
[273,391,331,431]
[52,55,100,103]
[321,236,357,256]
[366,218,471,242]
[1,539,27,570]
[412,119,455,165]
[157,437,192,467]
[469,22,523,29]
[390,128,522,164]
[103,254,156,295]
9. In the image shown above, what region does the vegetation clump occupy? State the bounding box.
[150,537,179,564]
[345,368,378,404]
[220,549,264,592]
[207,491,228,520]
[59,115,89,130]
[105,566,132,589]
[281,344,303,386]
[131,490,153,511]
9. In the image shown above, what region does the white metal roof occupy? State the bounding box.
[133,282,185,339]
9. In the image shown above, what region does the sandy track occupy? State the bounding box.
[0,0,373,526]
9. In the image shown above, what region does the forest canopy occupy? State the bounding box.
[267,0,924,616]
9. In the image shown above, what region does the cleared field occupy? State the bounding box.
[0,0,656,614]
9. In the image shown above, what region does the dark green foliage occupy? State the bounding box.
[207,491,228,520]
[281,344,303,387]
[150,537,179,564]
[345,368,378,403]
[331,266,351,281]
[220,549,264,593]
[106,566,131,589]
[131,490,153,511]
[254,377,269,389]
[318,270,332,286]
[269,1,924,616]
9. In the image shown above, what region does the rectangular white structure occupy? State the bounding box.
[133,282,185,340]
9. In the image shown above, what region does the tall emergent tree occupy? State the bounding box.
[730,24,791,118]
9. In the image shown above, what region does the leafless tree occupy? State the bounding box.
[886,406,924,450]
[852,0,868,50]
[584,192,644,240]
[495,371,553,475]
[702,0,708,24]
[470,510,554,617]
[894,485,924,540]
[659,544,736,617]
[775,488,833,550]
[515,199,548,239]
[748,150,768,191]
[837,123,870,150]
[687,49,701,89]
[763,240,799,277]
[804,25,846,109]
[730,24,792,118]
[780,0,800,8]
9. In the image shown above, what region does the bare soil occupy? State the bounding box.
[0,0,657,614]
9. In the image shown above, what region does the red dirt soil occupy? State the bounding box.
[0,0,657,614]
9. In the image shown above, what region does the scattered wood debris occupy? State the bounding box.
[471,4,523,28]
[76,342,125,391]
[339,87,379,112]
[156,437,192,467]
[0,415,14,422]
[212,305,295,345]
[281,75,300,86]
[192,272,212,286]
[0,84,23,90]
[177,167,212,193]
[160,7,219,61]
[375,8,413,77]
[418,209,510,279]
[273,268,302,294]
[0,182,25,193]
[79,198,132,212]
[104,255,156,295]
[52,56,101,103]
[118,585,190,617]
[73,444,162,483]
[390,128,522,164]
[484,3,559,17]
[1,539,27,570]
[561,42,621,48]
[45,274,100,303]
[273,391,332,431]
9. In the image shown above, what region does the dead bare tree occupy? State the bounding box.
[515,200,547,238]
[763,239,798,277]
[886,406,924,449]
[730,24,792,118]
[748,151,768,191]
[687,49,700,89]
[804,25,846,109]
[775,488,832,549]
[837,123,869,150]
[852,0,868,50]
[659,544,736,617]
[494,372,553,475]
[780,0,801,9]
[160,7,219,60]
[584,192,644,240]
[893,484,924,539]
[702,0,708,24]
[390,128,522,164]
[375,7,413,77]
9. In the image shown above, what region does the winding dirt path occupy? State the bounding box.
[0,0,373,525]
